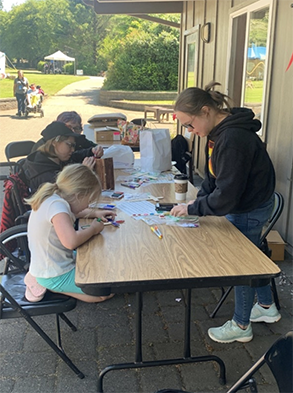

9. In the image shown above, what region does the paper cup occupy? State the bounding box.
[174,174,188,200]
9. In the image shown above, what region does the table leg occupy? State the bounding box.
[183,288,191,358]
[97,290,226,392]
[155,108,160,122]
[135,291,143,362]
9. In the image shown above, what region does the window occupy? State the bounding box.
[227,0,275,135]
[184,25,200,88]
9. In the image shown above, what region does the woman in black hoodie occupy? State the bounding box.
[21,121,102,195]
[171,82,280,343]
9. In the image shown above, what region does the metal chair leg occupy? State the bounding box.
[210,286,233,318]
[271,278,280,310]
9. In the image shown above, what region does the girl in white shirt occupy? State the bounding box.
[25,163,115,303]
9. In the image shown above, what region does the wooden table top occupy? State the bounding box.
[75,173,280,294]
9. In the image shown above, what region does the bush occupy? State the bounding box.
[37,61,46,72]
[63,63,74,75]
[103,31,179,91]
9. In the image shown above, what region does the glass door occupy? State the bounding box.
[228,0,275,135]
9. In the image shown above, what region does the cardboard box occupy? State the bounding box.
[267,230,286,261]
[95,128,120,142]
[88,113,126,127]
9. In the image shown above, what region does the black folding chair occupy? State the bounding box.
[5,140,35,173]
[5,140,35,162]
[210,192,284,318]
[130,118,147,127]
[154,332,293,393]
[0,224,85,379]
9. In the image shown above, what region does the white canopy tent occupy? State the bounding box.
[44,50,75,74]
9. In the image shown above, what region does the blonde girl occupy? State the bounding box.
[25,164,115,303]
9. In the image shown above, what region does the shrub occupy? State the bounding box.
[103,31,179,91]
[63,63,74,75]
[37,61,46,72]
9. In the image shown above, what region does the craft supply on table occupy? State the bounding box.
[124,193,164,202]
[110,191,124,199]
[116,171,174,186]
[151,226,163,239]
[99,204,116,210]
[116,200,157,216]
[89,202,116,209]
[121,182,140,189]
[154,226,163,238]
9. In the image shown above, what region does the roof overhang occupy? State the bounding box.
[83,0,183,14]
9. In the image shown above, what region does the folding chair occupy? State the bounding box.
[154,332,293,393]
[5,140,35,162]
[5,140,35,174]
[184,131,195,184]
[0,224,85,379]
[130,118,147,127]
[210,192,284,318]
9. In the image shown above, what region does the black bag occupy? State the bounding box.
[171,135,192,174]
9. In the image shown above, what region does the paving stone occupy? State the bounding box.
[13,376,56,393]
[97,323,133,347]
[139,365,182,393]
[0,351,57,377]
[0,377,15,393]
[127,291,160,315]
[0,322,27,352]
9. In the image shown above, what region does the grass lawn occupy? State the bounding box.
[0,71,89,99]
[244,80,263,103]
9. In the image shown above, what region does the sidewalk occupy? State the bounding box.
[0,79,292,393]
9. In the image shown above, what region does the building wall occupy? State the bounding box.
[180,0,293,250]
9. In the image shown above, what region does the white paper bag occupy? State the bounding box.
[140,129,172,172]
[102,145,134,168]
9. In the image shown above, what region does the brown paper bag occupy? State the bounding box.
[94,157,115,190]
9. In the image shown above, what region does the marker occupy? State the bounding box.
[121,183,137,189]
[99,204,116,210]
[151,226,163,239]
[154,226,163,237]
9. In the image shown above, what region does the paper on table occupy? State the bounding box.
[116,200,156,216]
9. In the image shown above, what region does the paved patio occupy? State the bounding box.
[0,78,292,393]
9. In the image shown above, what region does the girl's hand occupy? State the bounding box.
[90,219,105,235]
[170,204,188,217]
[92,145,104,158]
[82,156,96,170]
[96,210,117,222]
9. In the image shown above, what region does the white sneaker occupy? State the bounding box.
[250,303,281,323]
[208,320,253,343]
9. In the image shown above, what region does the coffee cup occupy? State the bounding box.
[174,174,188,200]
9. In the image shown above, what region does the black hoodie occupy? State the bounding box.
[188,108,275,217]
[21,147,94,194]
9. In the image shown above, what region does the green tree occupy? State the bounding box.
[102,16,179,90]
[0,0,180,87]
[103,31,178,90]
[0,0,75,67]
